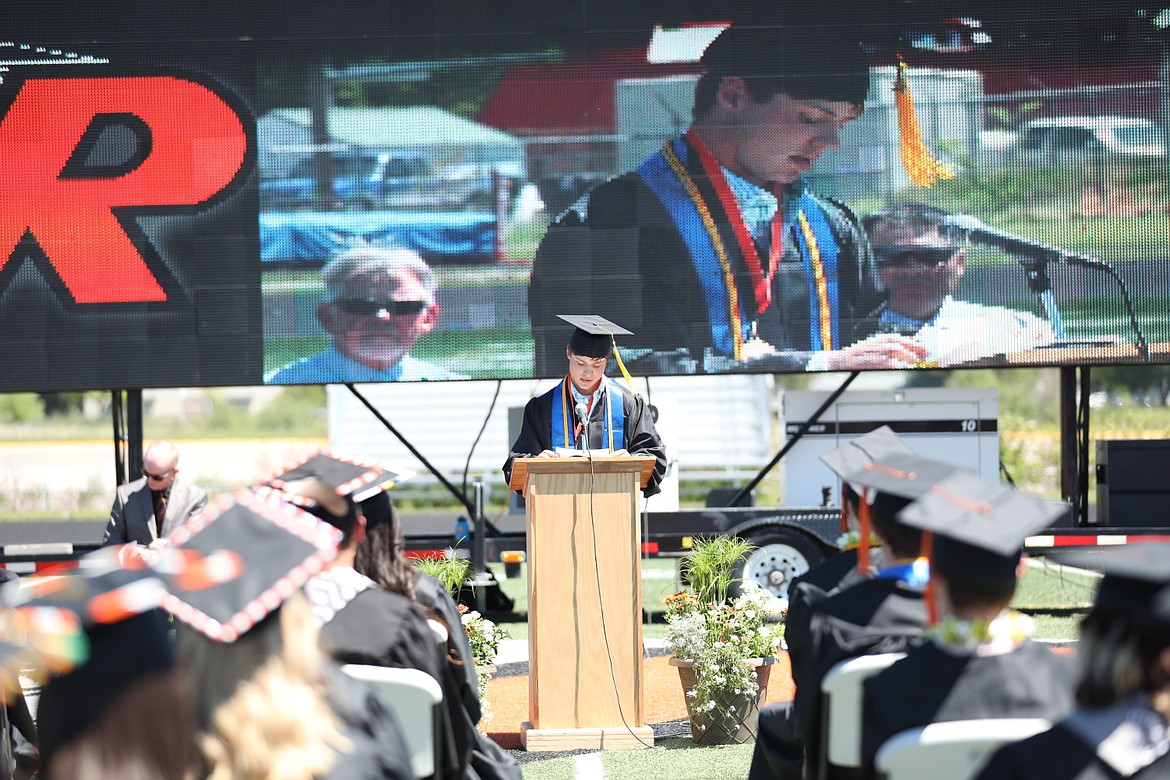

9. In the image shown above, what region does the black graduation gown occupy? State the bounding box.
[796,576,929,774]
[749,549,884,780]
[860,640,1077,778]
[322,667,415,780]
[526,142,886,377]
[502,379,667,497]
[976,721,1170,780]
[785,547,886,700]
[414,572,482,724]
[320,587,469,780]
[321,588,521,780]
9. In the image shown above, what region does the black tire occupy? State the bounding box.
[730,528,825,600]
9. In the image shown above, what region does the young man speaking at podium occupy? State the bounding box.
[504,315,667,497]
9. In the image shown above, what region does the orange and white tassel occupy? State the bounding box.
[894,57,956,187]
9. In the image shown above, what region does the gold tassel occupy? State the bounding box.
[894,57,955,187]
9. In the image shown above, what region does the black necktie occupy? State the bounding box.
[154,492,168,536]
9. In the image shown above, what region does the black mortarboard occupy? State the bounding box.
[899,472,1066,586]
[820,426,913,482]
[160,490,341,643]
[839,454,961,501]
[259,450,409,504]
[699,20,871,107]
[820,427,957,500]
[558,314,631,359]
[11,565,175,772]
[1056,544,1170,631]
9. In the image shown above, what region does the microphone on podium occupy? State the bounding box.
[575,402,590,452]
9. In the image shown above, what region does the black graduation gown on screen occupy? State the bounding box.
[976,717,1170,780]
[502,379,667,497]
[795,576,929,774]
[860,640,1077,778]
[526,145,886,377]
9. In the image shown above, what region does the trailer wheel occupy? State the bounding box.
[731,528,824,600]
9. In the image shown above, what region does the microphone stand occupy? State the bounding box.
[958,225,1148,361]
[1017,252,1068,340]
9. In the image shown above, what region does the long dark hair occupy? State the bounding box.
[354,492,416,602]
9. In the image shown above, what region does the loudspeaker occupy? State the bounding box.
[1095,440,1170,527]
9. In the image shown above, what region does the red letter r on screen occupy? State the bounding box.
[0,76,248,303]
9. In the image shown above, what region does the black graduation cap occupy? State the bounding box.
[698,19,871,107]
[258,450,409,505]
[820,426,914,483]
[1056,544,1170,630]
[839,454,962,502]
[898,471,1066,586]
[160,489,341,643]
[821,427,957,501]
[10,565,175,772]
[557,314,631,359]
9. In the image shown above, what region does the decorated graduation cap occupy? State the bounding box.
[259,450,410,505]
[898,471,1065,621]
[1056,544,1170,631]
[558,314,631,359]
[161,489,341,643]
[10,564,175,773]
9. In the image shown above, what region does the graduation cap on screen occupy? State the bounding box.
[10,565,176,772]
[259,450,410,505]
[558,314,632,359]
[1055,544,1170,631]
[160,489,341,643]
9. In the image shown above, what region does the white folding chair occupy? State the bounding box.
[341,663,444,780]
[874,718,1052,780]
[819,653,906,776]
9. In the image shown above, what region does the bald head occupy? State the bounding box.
[143,440,180,490]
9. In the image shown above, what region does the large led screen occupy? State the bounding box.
[4,3,1169,391]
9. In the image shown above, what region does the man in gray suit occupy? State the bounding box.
[102,440,207,562]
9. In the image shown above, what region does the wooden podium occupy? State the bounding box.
[509,455,656,751]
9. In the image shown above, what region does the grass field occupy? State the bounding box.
[487,554,1097,644]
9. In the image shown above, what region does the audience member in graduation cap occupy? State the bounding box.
[750,430,955,780]
[977,543,1170,780]
[503,314,667,497]
[858,472,1075,778]
[162,490,414,780]
[10,566,191,780]
[272,473,521,780]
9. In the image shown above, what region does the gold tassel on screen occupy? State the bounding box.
[894,57,955,187]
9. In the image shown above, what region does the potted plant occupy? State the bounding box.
[664,536,787,746]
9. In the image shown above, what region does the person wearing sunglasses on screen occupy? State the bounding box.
[864,204,1055,366]
[266,246,462,384]
[101,439,207,563]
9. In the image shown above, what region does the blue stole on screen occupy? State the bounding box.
[637,136,842,355]
[550,377,625,451]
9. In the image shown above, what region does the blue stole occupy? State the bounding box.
[874,558,931,588]
[550,377,626,451]
[637,136,842,355]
